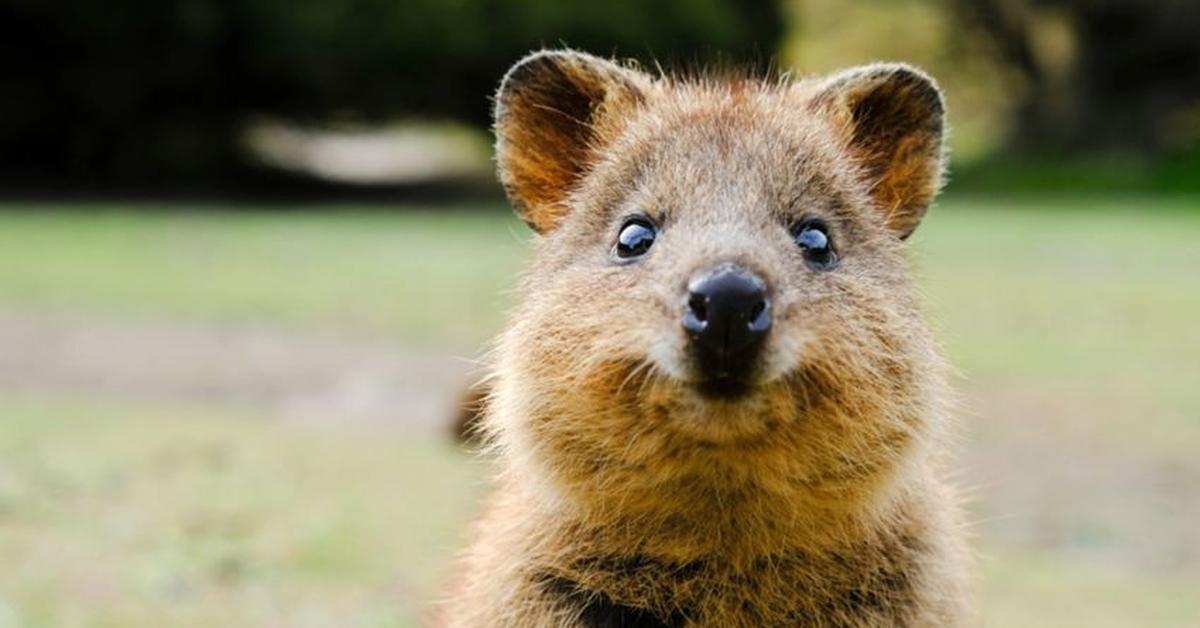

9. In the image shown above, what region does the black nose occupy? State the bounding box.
[682,263,771,380]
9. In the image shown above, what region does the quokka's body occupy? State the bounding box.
[440,50,971,627]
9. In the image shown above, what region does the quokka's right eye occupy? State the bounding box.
[614,216,657,261]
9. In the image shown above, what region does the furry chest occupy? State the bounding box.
[534,548,923,628]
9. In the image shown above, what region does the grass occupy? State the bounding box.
[0,393,483,628]
[912,196,1200,447]
[0,205,529,349]
[982,549,1200,627]
[1,196,1199,626]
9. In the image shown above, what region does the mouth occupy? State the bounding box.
[688,345,764,401]
[693,374,755,400]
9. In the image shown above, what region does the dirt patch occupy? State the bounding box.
[0,308,482,434]
[961,380,1200,576]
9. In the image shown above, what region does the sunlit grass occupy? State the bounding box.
[0,205,527,349]
[0,393,485,628]
[914,196,1200,446]
[981,549,1200,627]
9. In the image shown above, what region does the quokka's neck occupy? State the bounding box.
[527,458,927,564]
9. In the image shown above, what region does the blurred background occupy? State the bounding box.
[0,0,1197,626]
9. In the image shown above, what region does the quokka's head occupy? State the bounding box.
[489,50,949,507]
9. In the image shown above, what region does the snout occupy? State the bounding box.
[683,263,771,396]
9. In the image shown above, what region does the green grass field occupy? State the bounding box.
[0,206,529,349]
[1,197,1198,626]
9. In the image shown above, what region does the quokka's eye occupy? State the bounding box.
[793,219,838,270]
[614,216,657,261]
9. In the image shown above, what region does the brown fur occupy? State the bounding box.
[439,50,970,627]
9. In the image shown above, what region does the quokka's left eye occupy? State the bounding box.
[793,219,838,270]
[614,216,657,261]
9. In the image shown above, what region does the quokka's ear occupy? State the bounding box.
[810,64,946,239]
[494,49,647,233]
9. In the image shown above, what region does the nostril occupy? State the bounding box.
[687,292,708,322]
[749,300,765,322]
[683,291,709,335]
[747,298,772,333]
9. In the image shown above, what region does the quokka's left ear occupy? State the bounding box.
[810,64,946,239]
[494,49,649,233]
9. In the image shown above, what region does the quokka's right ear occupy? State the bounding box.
[494,50,648,233]
[808,64,946,240]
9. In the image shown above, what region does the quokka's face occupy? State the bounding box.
[493,50,946,454]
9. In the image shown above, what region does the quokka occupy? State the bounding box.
[441,49,971,627]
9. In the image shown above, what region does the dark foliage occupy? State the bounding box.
[0,0,781,188]
[954,0,1200,156]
